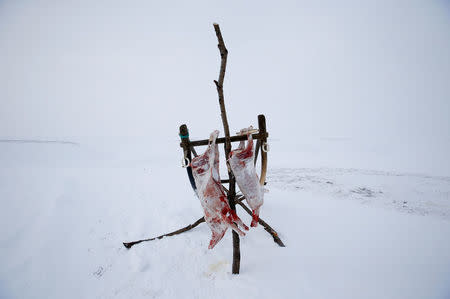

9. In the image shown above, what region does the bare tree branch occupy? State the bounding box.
[123,217,205,249]
[213,23,241,274]
[122,195,285,249]
[235,196,285,247]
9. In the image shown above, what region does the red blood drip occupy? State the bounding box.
[251,212,259,227]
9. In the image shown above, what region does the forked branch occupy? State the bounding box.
[213,23,241,275]
[235,196,285,247]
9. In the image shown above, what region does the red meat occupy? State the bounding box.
[191,130,249,249]
[229,127,264,227]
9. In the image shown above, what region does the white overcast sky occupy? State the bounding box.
[0,0,449,142]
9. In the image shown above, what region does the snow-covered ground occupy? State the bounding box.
[0,139,449,299]
[1,0,449,298]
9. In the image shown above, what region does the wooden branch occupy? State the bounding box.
[179,124,197,192]
[213,23,240,275]
[258,115,268,185]
[254,139,261,166]
[213,23,228,99]
[221,179,266,185]
[123,217,205,249]
[190,146,198,157]
[235,196,285,247]
[213,23,231,154]
[122,203,284,250]
[180,132,268,147]
[122,195,285,249]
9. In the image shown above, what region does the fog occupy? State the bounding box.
[1,0,449,173]
[1,3,450,298]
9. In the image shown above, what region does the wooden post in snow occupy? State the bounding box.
[212,23,241,274]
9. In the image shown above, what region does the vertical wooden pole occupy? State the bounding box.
[213,23,240,274]
[179,124,196,193]
[258,115,268,186]
[254,139,261,166]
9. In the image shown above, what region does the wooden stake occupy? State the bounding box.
[258,115,268,185]
[213,23,240,274]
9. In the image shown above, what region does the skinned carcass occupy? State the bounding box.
[228,127,264,227]
[191,130,249,249]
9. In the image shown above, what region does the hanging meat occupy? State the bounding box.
[228,126,264,227]
[191,130,249,249]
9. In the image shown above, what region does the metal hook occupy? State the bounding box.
[182,156,190,168]
[262,142,270,153]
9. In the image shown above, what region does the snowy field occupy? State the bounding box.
[1,0,450,298]
[0,138,449,299]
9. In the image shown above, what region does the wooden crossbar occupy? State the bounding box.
[180,132,268,148]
